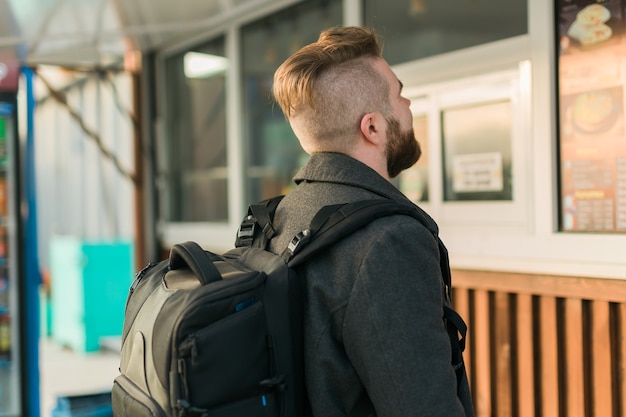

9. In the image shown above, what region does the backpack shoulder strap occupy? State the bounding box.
[283,198,470,396]
[283,199,432,267]
[283,198,470,402]
[286,199,454,296]
[235,195,283,248]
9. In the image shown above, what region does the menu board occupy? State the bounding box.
[0,117,9,365]
[557,0,626,232]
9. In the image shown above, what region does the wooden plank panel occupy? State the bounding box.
[539,296,559,417]
[516,294,535,417]
[564,298,585,417]
[616,303,626,417]
[473,290,492,417]
[452,270,626,303]
[591,301,612,417]
[494,292,512,416]
[454,288,472,382]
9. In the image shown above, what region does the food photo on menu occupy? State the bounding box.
[557,0,624,53]
[560,86,624,141]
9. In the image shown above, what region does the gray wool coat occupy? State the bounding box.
[269,152,471,417]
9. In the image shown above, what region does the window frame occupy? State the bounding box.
[396,32,626,279]
[155,26,245,251]
[404,65,532,233]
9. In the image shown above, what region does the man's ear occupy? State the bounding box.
[359,111,385,146]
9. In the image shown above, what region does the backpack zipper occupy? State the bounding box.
[177,334,197,407]
[179,334,197,363]
[129,262,158,297]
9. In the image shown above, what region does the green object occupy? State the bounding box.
[50,237,134,353]
[39,287,52,337]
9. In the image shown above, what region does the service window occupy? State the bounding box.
[404,66,531,231]
[441,100,513,202]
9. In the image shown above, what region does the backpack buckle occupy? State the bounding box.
[282,229,311,262]
[236,216,256,247]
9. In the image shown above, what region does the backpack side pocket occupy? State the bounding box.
[112,375,167,417]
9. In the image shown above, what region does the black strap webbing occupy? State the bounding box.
[236,196,469,399]
[235,196,283,248]
[444,305,468,393]
[284,199,430,267]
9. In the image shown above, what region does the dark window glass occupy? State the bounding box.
[163,37,228,222]
[241,0,343,203]
[364,0,528,65]
[441,100,513,202]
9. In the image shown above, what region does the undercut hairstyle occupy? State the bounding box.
[272,26,391,152]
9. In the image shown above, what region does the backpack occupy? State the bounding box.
[111,197,470,417]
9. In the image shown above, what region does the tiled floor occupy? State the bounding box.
[39,338,120,417]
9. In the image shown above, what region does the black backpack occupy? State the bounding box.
[111,197,469,417]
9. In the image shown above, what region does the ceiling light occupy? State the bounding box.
[184,52,228,79]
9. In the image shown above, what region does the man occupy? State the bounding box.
[270,26,473,417]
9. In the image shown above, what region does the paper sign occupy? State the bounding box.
[452,152,503,193]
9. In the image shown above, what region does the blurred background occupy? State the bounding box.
[0,0,625,416]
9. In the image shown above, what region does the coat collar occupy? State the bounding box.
[293,152,439,234]
[293,152,397,198]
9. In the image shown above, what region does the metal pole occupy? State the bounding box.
[22,65,41,417]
